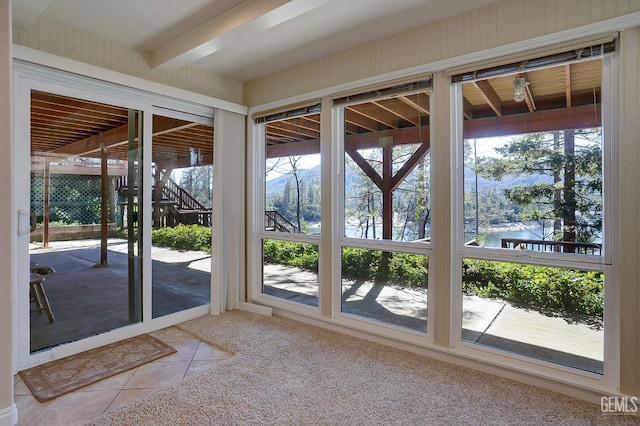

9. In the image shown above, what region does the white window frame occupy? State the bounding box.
[249,113,324,318]
[449,53,619,389]
[331,88,435,345]
[13,62,221,371]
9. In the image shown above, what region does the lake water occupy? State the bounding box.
[306,223,591,248]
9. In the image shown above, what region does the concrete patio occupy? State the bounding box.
[28,239,211,353]
[263,264,604,374]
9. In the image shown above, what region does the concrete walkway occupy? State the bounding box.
[263,264,604,374]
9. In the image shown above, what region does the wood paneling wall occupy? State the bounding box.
[244,0,640,107]
[13,17,243,104]
[618,26,640,398]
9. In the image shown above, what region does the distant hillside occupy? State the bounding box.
[266,165,321,198]
[463,163,552,193]
[265,163,552,200]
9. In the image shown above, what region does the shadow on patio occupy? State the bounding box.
[29,238,211,353]
[263,264,603,374]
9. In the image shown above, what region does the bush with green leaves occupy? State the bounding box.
[151,224,212,253]
[262,239,318,272]
[249,238,605,318]
[389,252,429,288]
[462,259,603,317]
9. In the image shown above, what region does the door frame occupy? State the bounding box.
[13,62,217,371]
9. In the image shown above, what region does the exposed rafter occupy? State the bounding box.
[473,80,503,116]
[565,64,573,108]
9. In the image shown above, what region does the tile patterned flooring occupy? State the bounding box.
[14,326,232,425]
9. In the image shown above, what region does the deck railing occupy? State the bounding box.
[501,238,601,255]
[265,210,298,233]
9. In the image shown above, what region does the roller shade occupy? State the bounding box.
[450,34,616,83]
[254,101,321,124]
[333,76,432,106]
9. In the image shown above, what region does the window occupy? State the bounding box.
[258,104,321,307]
[453,45,613,374]
[336,79,432,333]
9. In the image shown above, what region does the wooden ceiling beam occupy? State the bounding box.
[463,98,474,120]
[50,116,199,157]
[473,80,503,116]
[266,104,601,158]
[565,64,572,108]
[464,103,601,138]
[372,100,418,126]
[347,105,397,129]
[399,95,430,116]
[345,117,377,133]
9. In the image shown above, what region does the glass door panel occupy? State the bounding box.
[150,113,213,318]
[29,90,143,353]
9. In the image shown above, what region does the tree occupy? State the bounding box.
[475,130,602,248]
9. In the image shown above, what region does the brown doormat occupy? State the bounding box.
[19,334,176,402]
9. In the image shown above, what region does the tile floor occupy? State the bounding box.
[14,326,232,425]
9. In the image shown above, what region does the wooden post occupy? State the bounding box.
[43,160,50,247]
[99,147,108,265]
[382,145,393,241]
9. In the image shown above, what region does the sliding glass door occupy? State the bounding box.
[14,66,219,369]
[27,90,144,353]
[150,111,214,318]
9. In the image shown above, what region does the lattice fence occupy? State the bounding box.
[31,173,117,225]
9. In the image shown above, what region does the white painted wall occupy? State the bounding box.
[244,0,640,107]
[13,17,243,105]
[0,1,17,424]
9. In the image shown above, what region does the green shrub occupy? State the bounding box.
[341,247,379,280]
[462,259,604,317]
[151,224,211,253]
[389,252,429,288]
[257,239,604,317]
[262,239,318,272]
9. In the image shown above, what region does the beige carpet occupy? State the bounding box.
[20,334,176,402]
[87,311,638,425]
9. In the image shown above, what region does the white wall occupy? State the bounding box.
[13,17,243,105]
[244,0,640,107]
[0,1,17,424]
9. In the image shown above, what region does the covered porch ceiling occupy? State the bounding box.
[28,56,602,164]
[266,57,602,157]
[30,91,214,169]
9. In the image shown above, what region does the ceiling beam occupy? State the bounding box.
[463,98,474,120]
[473,80,502,116]
[150,0,327,70]
[399,95,429,116]
[50,117,198,157]
[347,105,398,129]
[266,105,601,158]
[372,101,418,126]
[464,104,601,138]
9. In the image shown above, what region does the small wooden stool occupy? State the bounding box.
[30,272,55,323]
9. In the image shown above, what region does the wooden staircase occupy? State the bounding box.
[117,173,212,228]
[265,210,297,233]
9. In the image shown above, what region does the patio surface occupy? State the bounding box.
[263,264,604,374]
[27,242,603,374]
[29,239,211,353]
